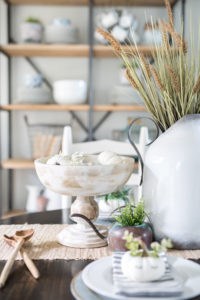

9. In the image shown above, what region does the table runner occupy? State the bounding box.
[0,224,200,260]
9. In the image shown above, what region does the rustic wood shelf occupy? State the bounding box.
[93,105,147,111]
[0,104,146,112]
[0,104,90,111]
[0,44,163,58]
[1,158,138,170]
[7,0,177,6]
[0,44,90,57]
[1,158,34,169]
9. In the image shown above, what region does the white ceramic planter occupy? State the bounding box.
[20,22,43,43]
[143,115,200,249]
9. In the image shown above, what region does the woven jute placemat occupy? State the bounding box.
[0,224,111,260]
[0,224,199,260]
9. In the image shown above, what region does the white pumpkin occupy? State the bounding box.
[98,151,122,165]
[121,251,165,282]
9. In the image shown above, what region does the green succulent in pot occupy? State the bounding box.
[21,17,43,43]
[108,200,153,251]
[98,186,131,214]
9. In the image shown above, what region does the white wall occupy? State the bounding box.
[1,4,168,211]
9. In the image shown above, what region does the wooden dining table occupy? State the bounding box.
[0,209,200,300]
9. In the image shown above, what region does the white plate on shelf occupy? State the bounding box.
[81,256,200,300]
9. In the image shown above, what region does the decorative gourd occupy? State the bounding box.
[121,231,172,282]
[121,253,165,282]
[98,151,123,165]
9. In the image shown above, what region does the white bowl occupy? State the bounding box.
[53,80,87,104]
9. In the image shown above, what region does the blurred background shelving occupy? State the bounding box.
[0,0,182,216]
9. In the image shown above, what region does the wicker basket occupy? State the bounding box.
[24,115,67,159]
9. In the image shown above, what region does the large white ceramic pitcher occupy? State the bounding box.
[128,115,200,250]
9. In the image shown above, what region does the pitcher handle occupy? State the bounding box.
[128,117,160,186]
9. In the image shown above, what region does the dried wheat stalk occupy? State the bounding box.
[193,74,200,94]
[166,65,180,93]
[96,28,121,55]
[150,65,164,90]
[126,68,138,90]
[165,0,174,29]
[139,52,151,78]
[96,1,199,131]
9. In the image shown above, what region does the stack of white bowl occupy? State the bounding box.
[17,74,51,104]
[45,18,78,44]
[53,80,87,104]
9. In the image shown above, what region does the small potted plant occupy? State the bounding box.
[121,231,173,282]
[108,200,153,251]
[97,186,130,214]
[20,17,43,43]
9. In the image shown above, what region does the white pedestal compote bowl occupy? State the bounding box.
[35,153,134,248]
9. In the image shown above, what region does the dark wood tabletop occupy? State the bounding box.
[0,209,200,300]
[0,209,91,300]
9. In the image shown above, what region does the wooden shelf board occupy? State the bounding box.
[2,210,26,219]
[0,104,146,112]
[7,0,178,6]
[0,44,167,58]
[1,158,138,170]
[1,159,34,169]
[0,104,90,111]
[93,105,147,111]
[0,44,90,57]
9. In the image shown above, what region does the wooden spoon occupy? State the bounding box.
[0,229,34,288]
[3,234,40,279]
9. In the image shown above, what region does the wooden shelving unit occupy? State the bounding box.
[6,0,178,6]
[0,104,147,112]
[0,44,160,58]
[1,158,138,170]
[0,0,180,215]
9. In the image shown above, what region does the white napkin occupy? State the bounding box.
[112,252,183,297]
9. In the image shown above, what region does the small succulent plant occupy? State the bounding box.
[123,230,173,258]
[114,200,146,227]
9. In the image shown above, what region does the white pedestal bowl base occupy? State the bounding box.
[57,223,108,248]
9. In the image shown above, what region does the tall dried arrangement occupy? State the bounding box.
[97,0,200,132]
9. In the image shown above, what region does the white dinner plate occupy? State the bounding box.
[82,256,200,300]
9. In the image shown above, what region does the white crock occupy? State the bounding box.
[143,115,200,249]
